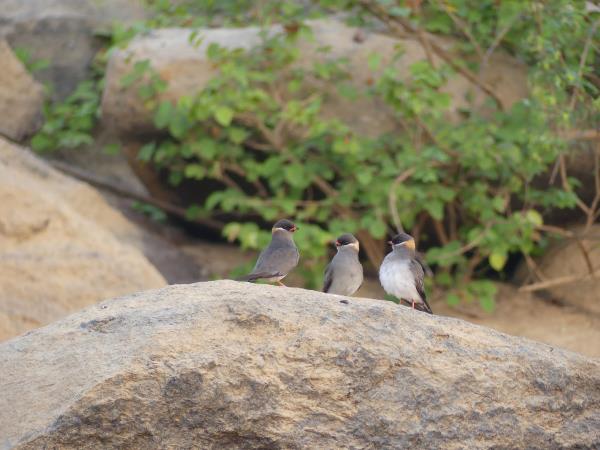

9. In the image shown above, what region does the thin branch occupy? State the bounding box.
[225,162,269,198]
[558,153,590,215]
[574,239,595,275]
[414,115,460,157]
[519,269,600,293]
[568,18,599,112]
[524,253,546,282]
[432,218,449,245]
[359,0,505,110]
[585,145,600,232]
[557,129,600,141]
[414,3,436,66]
[481,13,522,70]
[388,168,416,233]
[439,1,484,60]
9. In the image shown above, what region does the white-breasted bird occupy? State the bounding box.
[238,219,299,286]
[323,233,363,296]
[379,232,433,314]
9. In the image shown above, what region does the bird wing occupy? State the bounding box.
[249,244,299,280]
[322,262,334,293]
[410,259,433,314]
[415,252,433,277]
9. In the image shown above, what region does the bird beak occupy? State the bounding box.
[387,240,393,245]
[292,226,298,232]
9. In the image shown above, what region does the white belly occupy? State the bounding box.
[379,258,421,302]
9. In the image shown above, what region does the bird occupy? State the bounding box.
[379,232,433,314]
[323,233,364,296]
[238,219,299,286]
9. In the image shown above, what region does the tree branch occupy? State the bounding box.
[359,0,505,110]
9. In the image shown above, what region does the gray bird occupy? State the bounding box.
[379,233,433,314]
[238,219,299,286]
[323,233,364,296]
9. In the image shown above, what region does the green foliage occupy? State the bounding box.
[28,0,599,310]
[129,0,598,310]
[31,78,101,152]
[13,48,49,73]
[132,201,168,223]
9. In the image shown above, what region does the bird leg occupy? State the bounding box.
[276,281,286,287]
[411,301,415,309]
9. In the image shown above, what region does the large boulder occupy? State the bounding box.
[515,224,600,315]
[101,19,528,137]
[1,281,599,449]
[0,40,44,140]
[0,137,166,341]
[0,0,147,99]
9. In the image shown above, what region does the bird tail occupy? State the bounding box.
[235,274,255,282]
[236,272,281,282]
[421,297,433,314]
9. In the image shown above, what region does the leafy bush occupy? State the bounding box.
[30,0,600,309]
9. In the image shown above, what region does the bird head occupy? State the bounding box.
[334,233,359,252]
[388,232,416,251]
[272,219,298,234]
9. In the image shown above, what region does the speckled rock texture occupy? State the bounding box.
[0,40,44,141]
[0,138,166,341]
[1,281,599,449]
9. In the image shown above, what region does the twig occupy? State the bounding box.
[568,19,599,112]
[438,1,484,60]
[359,0,505,110]
[585,145,600,232]
[558,153,590,215]
[447,201,458,241]
[414,3,436,66]
[436,222,495,260]
[432,218,449,245]
[49,160,224,231]
[524,253,545,282]
[481,12,522,71]
[519,269,600,293]
[574,239,595,275]
[558,129,600,141]
[388,168,416,233]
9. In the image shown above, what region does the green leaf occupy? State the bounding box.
[426,200,444,221]
[103,143,121,155]
[154,101,173,129]
[186,205,203,220]
[479,296,495,313]
[284,164,306,188]
[526,209,543,227]
[389,6,411,17]
[30,134,53,152]
[184,164,206,180]
[214,106,234,127]
[489,251,508,271]
[138,142,156,162]
[446,293,460,306]
[228,127,249,144]
[368,220,387,239]
[368,53,382,71]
